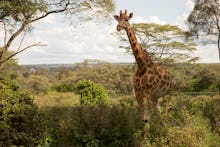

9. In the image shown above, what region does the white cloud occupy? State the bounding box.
[194,44,219,63]
[185,0,194,11]
[17,14,134,64]
[175,14,188,30]
[132,16,147,23]
[132,15,166,24]
[148,16,166,25]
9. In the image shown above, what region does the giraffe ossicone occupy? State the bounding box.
[114,10,173,122]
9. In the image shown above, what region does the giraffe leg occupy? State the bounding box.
[142,92,152,122]
[133,90,146,120]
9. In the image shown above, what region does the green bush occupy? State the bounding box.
[46,103,144,147]
[50,83,75,92]
[0,77,47,146]
[75,80,109,105]
[20,75,49,94]
[203,97,220,135]
[40,95,220,147]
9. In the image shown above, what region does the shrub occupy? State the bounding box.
[75,79,109,105]
[21,75,49,94]
[39,95,220,147]
[46,103,144,147]
[50,83,75,92]
[203,97,220,135]
[0,77,47,146]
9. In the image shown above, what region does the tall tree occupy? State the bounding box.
[0,0,115,69]
[117,23,198,65]
[187,0,220,59]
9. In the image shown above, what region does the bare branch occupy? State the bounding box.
[3,22,7,46]
[0,42,47,64]
[3,21,28,53]
[30,0,70,23]
[16,31,27,53]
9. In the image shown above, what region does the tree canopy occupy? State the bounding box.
[117,23,198,65]
[187,0,220,59]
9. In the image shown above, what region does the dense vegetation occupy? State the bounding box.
[1,0,219,146]
[0,61,219,146]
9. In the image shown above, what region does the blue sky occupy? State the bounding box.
[116,0,186,23]
[8,0,219,64]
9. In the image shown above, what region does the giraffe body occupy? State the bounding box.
[114,10,172,122]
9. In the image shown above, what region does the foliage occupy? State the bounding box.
[202,97,220,135]
[21,75,49,94]
[0,57,23,80]
[58,66,68,80]
[187,0,220,59]
[75,79,109,105]
[117,23,198,65]
[0,77,47,146]
[74,60,133,96]
[168,63,220,93]
[35,94,220,147]
[193,68,220,92]
[45,102,144,147]
[187,0,220,35]
[143,95,220,146]
[35,91,80,107]
[50,82,75,93]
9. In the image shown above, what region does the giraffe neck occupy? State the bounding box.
[125,25,153,71]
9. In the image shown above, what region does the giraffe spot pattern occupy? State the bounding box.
[114,10,173,122]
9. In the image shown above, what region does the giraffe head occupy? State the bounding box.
[114,10,133,31]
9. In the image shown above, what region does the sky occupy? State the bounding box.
[9,0,220,64]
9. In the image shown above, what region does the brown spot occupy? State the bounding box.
[164,75,169,80]
[148,69,154,74]
[140,67,146,75]
[145,83,152,89]
[133,49,138,55]
[161,80,166,86]
[149,77,154,83]
[162,86,167,91]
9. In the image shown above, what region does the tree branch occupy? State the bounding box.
[30,0,70,23]
[0,21,28,64]
[16,30,27,53]
[0,42,47,64]
[3,22,7,46]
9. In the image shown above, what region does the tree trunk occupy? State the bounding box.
[218,32,220,60]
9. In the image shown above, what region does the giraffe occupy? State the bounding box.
[114,10,172,122]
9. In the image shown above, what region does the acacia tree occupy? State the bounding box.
[187,0,220,59]
[0,0,115,69]
[118,23,198,65]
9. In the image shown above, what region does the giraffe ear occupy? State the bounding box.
[114,15,119,21]
[129,13,133,19]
